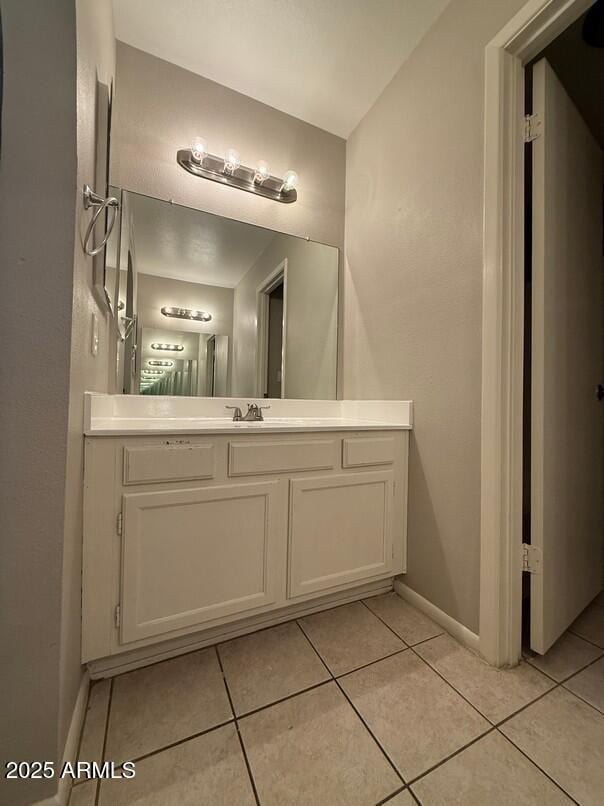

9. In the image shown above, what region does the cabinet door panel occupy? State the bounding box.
[288,471,394,598]
[120,481,285,643]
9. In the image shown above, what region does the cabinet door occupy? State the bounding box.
[288,471,394,598]
[120,481,286,643]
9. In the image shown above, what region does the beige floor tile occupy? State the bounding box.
[525,632,602,682]
[564,656,604,713]
[384,790,415,805]
[69,781,97,806]
[411,731,572,805]
[99,723,255,806]
[218,621,330,715]
[78,679,111,765]
[570,602,604,648]
[363,593,443,645]
[239,681,401,806]
[339,651,489,780]
[298,601,405,676]
[105,648,232,763]
[501,687,604,806]
[416,634,554,723]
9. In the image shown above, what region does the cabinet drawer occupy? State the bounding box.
[123,444,215,485]
[229,439,338,477]
[342,437,395,468]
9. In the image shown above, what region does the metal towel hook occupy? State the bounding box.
[82,184,119,257]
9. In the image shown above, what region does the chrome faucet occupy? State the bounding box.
[242,403,270,421]
[225,403,271,422]
[225,405,243,421]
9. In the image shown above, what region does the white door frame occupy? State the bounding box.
[480,0,591,666]
[256,259,288,398]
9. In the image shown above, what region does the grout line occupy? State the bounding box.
[566,628,604,651]
[407,785,422,805]
[527,644,604,686]
[494,684,561,730]
[294,618,336,680]
[296,618,406,787]
[374,784,407,805]
[122,718,235,765]
[495,728,581,805]
[561,688,604,715]
[95,677,114,806]
[236,679,331,720]
[333,675,406,786]
[405,726,498,787]
[335,647,409,679]
[215,647,261,806]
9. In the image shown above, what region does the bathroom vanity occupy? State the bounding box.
[82,394,412,675]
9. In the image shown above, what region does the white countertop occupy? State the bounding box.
[86,416,411,436]
[84,394,413,436]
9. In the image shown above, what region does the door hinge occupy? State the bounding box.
[116,511,123,536]
[524,113,543,143]
[522,543,542,574]
[114,604,121,628]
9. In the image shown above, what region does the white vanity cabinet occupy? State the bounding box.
[82,429,408,671]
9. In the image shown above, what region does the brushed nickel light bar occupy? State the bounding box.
[148,360,173,367]
[161,306,212,322]
[177,138,298,204]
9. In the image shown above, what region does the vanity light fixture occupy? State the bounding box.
[142,369,164,376]
[148,360,173,367]
[151,342,184,352]
[223,147,241,176]
[253,160,270,185]
[161,306,212,322]
[177,138,298,204]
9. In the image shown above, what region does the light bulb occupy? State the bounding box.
[282,170,299,193]
[254,160,270,185]
[190,137,208,164]
[223,147,241,175]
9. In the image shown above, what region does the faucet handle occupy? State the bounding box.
[225,405,243,421]
[257,405,271,421]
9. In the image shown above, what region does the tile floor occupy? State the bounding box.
[70,592,604,805]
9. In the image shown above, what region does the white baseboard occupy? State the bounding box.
[393,580,480,653]
[33,671,90,806]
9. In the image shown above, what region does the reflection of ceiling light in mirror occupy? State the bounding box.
[142,369,164,375]
[161,306,212,322]
[148,360,173,367]
[151,342,184,351]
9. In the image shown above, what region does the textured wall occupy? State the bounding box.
[0,2,77,804]
[343,0,526,633]
[111,43,346,250]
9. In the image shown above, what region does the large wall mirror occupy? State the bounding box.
[112,191,339,399]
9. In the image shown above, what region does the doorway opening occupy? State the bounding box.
[256,259,287,398]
